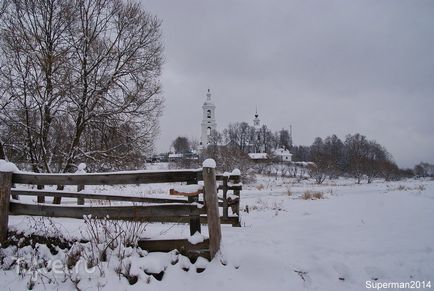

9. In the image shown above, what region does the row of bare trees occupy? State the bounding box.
[300,134,405,184]
[414,162,434,178]
[0,0,163,173]
[207,122,292,153]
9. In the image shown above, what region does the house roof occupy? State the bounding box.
[248,153,269,160]
[168,153,183,158]
[273,148,292,156]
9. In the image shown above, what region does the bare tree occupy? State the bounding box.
[0,139,5,160]
[343,134,393,184]
[172,136,190,154]
[0,0,8,16]
[202,145,252,181]
[380,160,400,181]
[0,0,163,177]
[0,0,75,172]
[414,162,434,178]
[309,137,328,184]
[278,129,291,149]
[363,141,390,183]
[344,134,369,184]
[61,0,163,173]
[190,137,200,151]
[208,129,222,146]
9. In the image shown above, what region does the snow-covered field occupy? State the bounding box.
[1,175,434,291]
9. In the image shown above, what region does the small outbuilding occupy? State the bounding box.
[273,148,292,162]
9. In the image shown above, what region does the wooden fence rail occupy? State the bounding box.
[12,169,203,186]
[0,162,242,260]
[11,189,191,204]
[9,202,205,219]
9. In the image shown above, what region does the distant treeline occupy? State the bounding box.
[291,133,414,183]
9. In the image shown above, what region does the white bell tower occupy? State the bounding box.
[253,107,261,129]
[200,89,217,148]
[253,107,263,153]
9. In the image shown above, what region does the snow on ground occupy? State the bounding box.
[2,175,434,290]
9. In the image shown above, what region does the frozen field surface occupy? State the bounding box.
[2,177,434,290]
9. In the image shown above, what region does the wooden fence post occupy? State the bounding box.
[232,169,241,227]
[76,163,86,205]
[37,184,45,203]
[222,176,228,219]
[202,159,221,259]
[11,183,18,200]
[77,185,85,205]
[187,179,201,235]
[0,172,12,243]
[232,169,241,216]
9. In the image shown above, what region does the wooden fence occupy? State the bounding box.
[0,163,242,260]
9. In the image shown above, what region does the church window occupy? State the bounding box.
[207,127,211,135]
[207,110,211,118]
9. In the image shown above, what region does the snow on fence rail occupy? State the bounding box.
[0,162,242,260]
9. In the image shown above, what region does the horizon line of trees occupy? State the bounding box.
[168,122,292,155]
[294,133,405,184]
[168,129,427,183]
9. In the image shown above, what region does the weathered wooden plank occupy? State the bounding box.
[203,162,221,259]
[9,202,205,219]
[10,189,239,211]
[0,172,12,243]
[169,188,202,197]
[197,171,241,182]
[11,169,203,186]
[11,189,190,204]
[131,215,238,225]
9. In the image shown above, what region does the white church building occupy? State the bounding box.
[198,89,292,162]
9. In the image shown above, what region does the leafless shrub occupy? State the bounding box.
[302,191,312,200]
[302,191,324,200]
[417,184,426,191]
[119,260,139,285]
[66,244,83,270]
[256,184,265,191]
[286,186,293,197]
[80,215,147,277]
[26,217,63,239]
[397,185,407,191]
[312,192,324,199]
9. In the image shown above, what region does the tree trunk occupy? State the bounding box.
[0,142,5,160]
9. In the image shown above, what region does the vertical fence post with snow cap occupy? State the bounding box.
[0,160,19,243]
[0,172,12,243]
[202,158,221,259]
[0,161,16,243]
[232,169,241,217]
[76,163,86,205]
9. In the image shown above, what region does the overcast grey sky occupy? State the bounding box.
[142,0,434,168]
